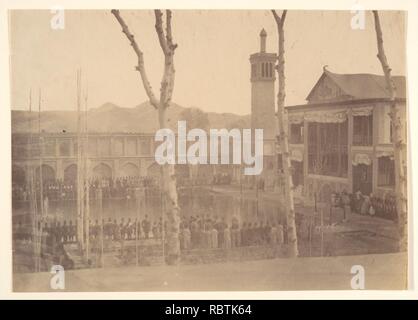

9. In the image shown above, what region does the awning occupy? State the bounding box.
[352,153,372,166]
[305,110,347,123]
[352,106,373,116]
[290,148,304,162]
[288,113,304,124]
[377,150,394,160]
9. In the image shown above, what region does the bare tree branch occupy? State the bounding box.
[271,10,279,23]
[165,10,178,50]
[373,10,407,251]
[372,11,396,99]
[111,9,159,108]
[271,10,287,28]
[271,9,297,257]
[280,10,287,25]
[154,10,169,55]
[111,9,181,264]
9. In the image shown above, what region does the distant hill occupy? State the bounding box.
[11,101,250,133]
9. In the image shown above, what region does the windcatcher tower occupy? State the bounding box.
[250,28,277,141]
[249,29,277,181]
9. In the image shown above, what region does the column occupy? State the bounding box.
[109,136,113,157]
[70,138,74,157]
[123,136,128,156]
[113,159,120,178]
[137,137,141,156]
[372,105,379,194]
[302,118,309,198]
[56,159,64,180]
[347,108,353,192]
[55,138,59,157]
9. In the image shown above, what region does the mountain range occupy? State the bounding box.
[11,101,250,133]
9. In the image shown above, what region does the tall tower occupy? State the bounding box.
[250,29,277,141]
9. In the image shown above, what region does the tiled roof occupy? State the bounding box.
[306,70,406,101]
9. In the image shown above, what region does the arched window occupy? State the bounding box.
[251,64,257,78]
[64,164,77,183]
[120,162,139,177]
[12,165,26,186]
[36,164,56,183]
[59,139,71,157]
[93,163,112,179]
[261,63,265,77]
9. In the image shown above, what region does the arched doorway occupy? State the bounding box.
[175,164,190,178]
[35,164,55,183]
[318,183,332,203]
[64,164,77,183]
[119,162,139,177]
[146,162,160,178]
[92,163,112,179]
[12,165,26,186]
[197,165,213,184]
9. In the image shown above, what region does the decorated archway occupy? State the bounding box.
[146,162,160,178]
[120,162,139,177]
[175,164,190,178]
[318,183,332,203]
[64,164,77,183]
[35,164,55,183]
[92,163,112,179]
[12,165,26,186]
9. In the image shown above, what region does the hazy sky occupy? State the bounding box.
[9,10,406,114]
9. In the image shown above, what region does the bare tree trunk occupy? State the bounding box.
[112,9,181,265]
[373,11,407,251]
[272,10,298,257]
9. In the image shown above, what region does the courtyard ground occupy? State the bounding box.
[13,185,405,292]
[13,252,407,292]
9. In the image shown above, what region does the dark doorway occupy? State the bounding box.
[291,160,304,187]
[352,164,373,195]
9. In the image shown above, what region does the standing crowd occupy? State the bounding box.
[178,215,285,251]
[12,176,158,202]
[13,213,286,253]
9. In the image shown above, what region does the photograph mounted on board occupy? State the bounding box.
[9,9,408,292]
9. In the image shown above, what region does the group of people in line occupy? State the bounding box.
[178,215,284,250]
[13,213,285,253]
[330,189,397,220]
[212,173,233,185]
[12,176,158,202]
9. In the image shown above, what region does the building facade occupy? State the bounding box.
[285,69,406,203]
[12,132,160,185]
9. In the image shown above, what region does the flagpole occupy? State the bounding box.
[84,85,90,262]
[28,89,39,272]
[76,69,84,253]
[37,89,44,272]
[135,189,140,266]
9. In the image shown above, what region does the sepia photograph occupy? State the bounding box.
[4,5,412,294]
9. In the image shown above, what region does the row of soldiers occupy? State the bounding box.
[179,215,285,250]
[13,215,286,252]
[91,215,162,241]
[12,176,158,203]
[12,215,159,244]
[12,220,77,243]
